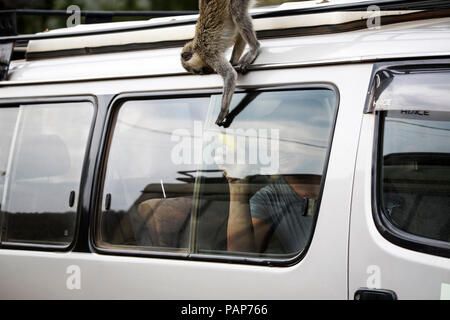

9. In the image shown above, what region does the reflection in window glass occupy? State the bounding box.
[0,108,19,212]
[196,90,336,258]
[381,111,450,243]
[1,103,93,246]
[99,89,337,262]
[99,98,209,251]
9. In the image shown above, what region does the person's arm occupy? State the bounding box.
[226,177,274,253]
[251,217,273,253]
[226,178,256,252]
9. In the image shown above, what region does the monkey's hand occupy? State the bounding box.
[215,109,228,127]
[216,111,228,127]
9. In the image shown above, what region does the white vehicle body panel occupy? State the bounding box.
[0,64,371,299]
[349,115,450,300]
[5,18,450,85]
[0,2,449,299]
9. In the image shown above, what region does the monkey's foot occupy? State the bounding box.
[236,47,261,75]
[235,64,249,75]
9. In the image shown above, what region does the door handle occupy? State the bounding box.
[69,190,76,208]
[105,193,112,211]
[354,288,397,300]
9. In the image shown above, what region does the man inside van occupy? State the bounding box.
[226,174,320,255]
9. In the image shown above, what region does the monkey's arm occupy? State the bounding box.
[206,55,237,126]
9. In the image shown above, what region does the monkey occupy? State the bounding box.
[181,0,261,126]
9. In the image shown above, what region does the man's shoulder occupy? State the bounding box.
[250,177,286,203]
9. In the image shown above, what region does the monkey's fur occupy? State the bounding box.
[181,0,260,126]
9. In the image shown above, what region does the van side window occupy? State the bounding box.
[0,102,94,247]
[97,88,337,262]
[380,111,450,244]
[373,68,450,251]
[98,98,210,251]
[195,90,336,259]
[0,108,19,211]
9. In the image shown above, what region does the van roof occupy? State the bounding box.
[5,0,450,84]
[24,0,417,57]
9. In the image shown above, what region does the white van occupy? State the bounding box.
[0,0,449,300]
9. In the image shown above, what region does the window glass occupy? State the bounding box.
[98,98,210,251]
[195,90,336,258]
[381,110,450,243]
[0,102,93,246]
[98,89,337,261]
[0,108,19,210]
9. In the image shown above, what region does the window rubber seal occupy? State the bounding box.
[371,94,450,259]
[0,95,98,253]
[90,83,341,267]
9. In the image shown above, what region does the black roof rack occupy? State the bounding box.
[1,0,450,80]
[1,9,199,61]
[10,9,198,28]
[0,9,199,37]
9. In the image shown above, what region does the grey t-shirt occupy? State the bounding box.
[250,177,313,254]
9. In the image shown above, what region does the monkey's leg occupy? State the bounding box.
[230,0,261,74]
[207,55,237,126]
[230,33,246,67]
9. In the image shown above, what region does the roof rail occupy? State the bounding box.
[4,9,198,28]
[1,0,450,80]
[3,0,450,43]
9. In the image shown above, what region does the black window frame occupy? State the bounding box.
[0,95,98,252]
[91,84,340,266]
[369,59,450,259]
